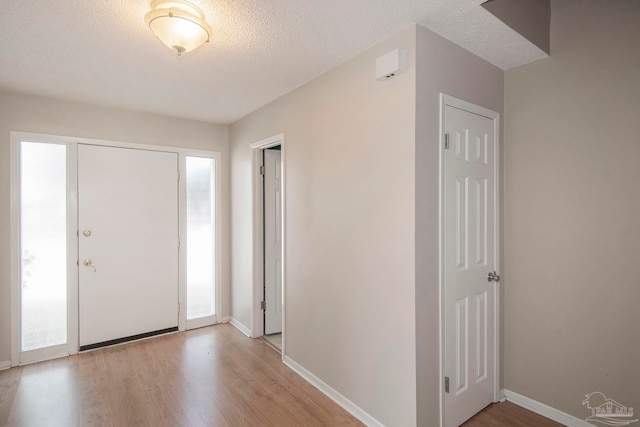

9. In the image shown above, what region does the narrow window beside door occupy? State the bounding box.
[20,142,67,351]
[186,156,216,320]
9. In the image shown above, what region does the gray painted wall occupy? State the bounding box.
[12,1,633,422]
[230,23,504,426]
[504,0,640,419]
[230,26,418,426]
[0,91,230,364]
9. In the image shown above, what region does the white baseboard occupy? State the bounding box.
[504,389,592,427]
[229,317,252,338]
[0,360,10,370]
[221,316,231,323]
[283,355,384,427]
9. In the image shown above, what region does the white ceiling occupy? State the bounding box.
[0,0,547,124]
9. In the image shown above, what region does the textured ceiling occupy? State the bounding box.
[0,0,547,124]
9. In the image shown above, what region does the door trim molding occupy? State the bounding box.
[9,132,20,366]
[438,94,501,426]
[249,134,285,357]
[9,131,222,366]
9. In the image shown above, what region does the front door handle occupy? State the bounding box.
[488,271,500,282]
[83,259,96,272]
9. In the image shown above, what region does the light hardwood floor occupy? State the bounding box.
[462,401,564,427]
[1,324,563,427]
[0,324,361,427]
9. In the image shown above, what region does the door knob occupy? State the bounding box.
[82,229,92,237]
[488,271,500,282]
[83,259,96,272]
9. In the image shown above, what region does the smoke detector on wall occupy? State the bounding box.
[376,48,406,80]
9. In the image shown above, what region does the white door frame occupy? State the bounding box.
[9,131,221,366]
[249,134,286,352]
[438,94,501,426]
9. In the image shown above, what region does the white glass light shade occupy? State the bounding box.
[144,0,212,56]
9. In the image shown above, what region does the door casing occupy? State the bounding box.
[438,94,501,426]
[9,132,221,366]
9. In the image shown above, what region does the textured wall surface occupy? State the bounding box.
[504,0,640,419]
[0,91,230,364]
[482,0,550,54]
[419,1,547,70]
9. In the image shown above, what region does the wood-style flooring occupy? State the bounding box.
[0,323,564,427]
[0,324,360,427]
[463,401,564,427]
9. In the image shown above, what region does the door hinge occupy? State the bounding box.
[261,301,266,310]
[259,165,266,176]
[445,376,450,393]
[444,133,450,149]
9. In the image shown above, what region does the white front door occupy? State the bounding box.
[444,103,499,426]
[78,144,179,349]
[264,149,282,335]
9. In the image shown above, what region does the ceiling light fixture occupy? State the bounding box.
[144,0,212,56]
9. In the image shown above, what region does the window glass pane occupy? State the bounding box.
[186,156,215,319]
[20,142,67,351]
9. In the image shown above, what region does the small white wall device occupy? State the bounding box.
[376,48,406,80]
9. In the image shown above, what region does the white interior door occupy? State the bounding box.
[264,149,282,335]
[78,144,179,349]
[444,104,498,426]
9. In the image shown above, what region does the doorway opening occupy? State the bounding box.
[249,134,285,355]
[262,146,282,350]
